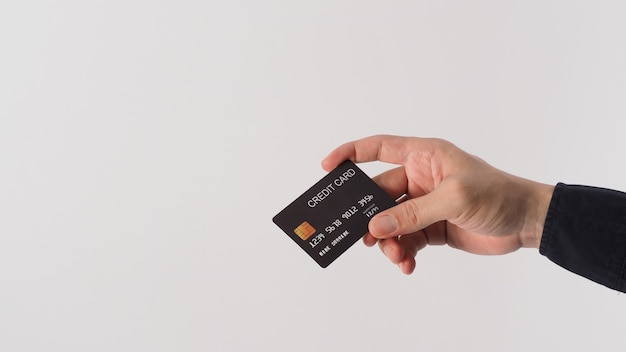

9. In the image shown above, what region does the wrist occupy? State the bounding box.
[520,181,555,249]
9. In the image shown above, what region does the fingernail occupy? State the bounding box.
[372,214,398,235]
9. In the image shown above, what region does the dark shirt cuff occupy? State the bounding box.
[540,183,626,293]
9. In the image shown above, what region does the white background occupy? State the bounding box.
[1,1,625,351]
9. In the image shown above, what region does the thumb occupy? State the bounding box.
[368,185,457,239]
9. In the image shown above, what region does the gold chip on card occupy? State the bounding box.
[294,221,316,241]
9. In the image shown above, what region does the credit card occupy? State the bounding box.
[273,160,396,268]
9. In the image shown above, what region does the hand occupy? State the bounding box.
[322,135,554,274]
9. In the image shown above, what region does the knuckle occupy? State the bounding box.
[428,138,455,153]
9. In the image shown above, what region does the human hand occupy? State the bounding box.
[322,135,554,274]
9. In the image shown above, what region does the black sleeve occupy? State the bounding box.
[540,183,626,293]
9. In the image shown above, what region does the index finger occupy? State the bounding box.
[321,135,433,171]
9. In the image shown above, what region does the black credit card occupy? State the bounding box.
[273,160,396,268]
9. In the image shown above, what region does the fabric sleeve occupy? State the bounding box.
[540,183,626,292]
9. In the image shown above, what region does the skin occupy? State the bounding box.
[322,135,555,275]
